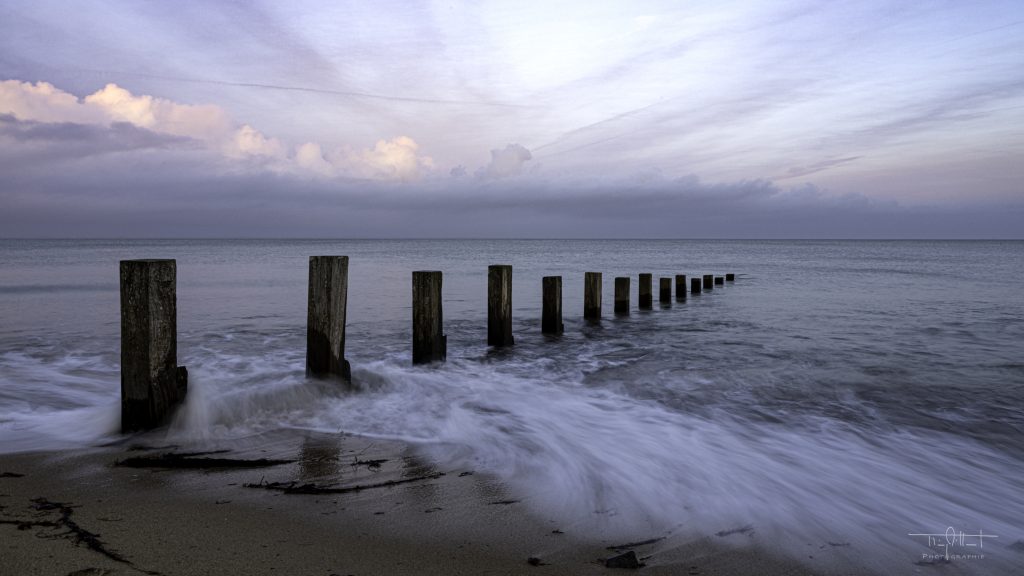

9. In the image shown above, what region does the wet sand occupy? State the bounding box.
[0,430,845,576]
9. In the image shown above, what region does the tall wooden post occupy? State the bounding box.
[691,277,701,294]
[584,272,602,320]
[307,256,351,382]
[413,271,446,364]
[715,276,725,285]
[726,273,735,282]
[675,275,687,301]
[542,276,563,335]
[614,277,630,314]
[659,278,672,304]
[638,273,653,309]
[488,265,514,346]
[703,274,714,290]
[120,259,187,432]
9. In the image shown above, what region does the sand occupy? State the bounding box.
[0,430,840,576]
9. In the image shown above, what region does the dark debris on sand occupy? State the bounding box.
[116,453,293,469]
[244,472,445,495]
[715,525,754,537]
[606,537,664,550]
[604,550,643,569]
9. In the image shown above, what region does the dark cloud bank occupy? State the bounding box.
[1,115,1020,239]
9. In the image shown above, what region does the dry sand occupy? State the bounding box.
[0,430,843,576]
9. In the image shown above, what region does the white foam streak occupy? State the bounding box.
[2,350,1021,573]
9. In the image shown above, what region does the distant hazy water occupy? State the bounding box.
[1,239,1022,573]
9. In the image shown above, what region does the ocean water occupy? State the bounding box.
[1,239,1023,572]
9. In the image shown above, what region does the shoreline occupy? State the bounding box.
[0,429,843,576]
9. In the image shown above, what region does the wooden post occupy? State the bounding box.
[542,276,563,334]
[675,274,687,301]
[726,273,735,282]
[638,273,652,309]
[307,256,351,382]
[614,277,630,314]
[659,277,672,304]
[488,265,514,346]
[715,276,725,285]
[691,277,701,294]
[413,271,446,364]
[584,272,602,320]
[120,259,187,432]
[703,274,714,290]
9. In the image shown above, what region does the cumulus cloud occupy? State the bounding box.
[295,142,334,176]
[0,80,99,124]
[225,124,287,159]
[0,79,433,181]
[82,83,231,140]
[334,136,434,181]
[480,143,532,178]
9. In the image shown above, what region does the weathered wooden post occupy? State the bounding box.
[307,256,351,382]
[639,273,653,309]
[703,274,714,290]
[659,277,672,304]
[488,264,514,346]
[726,273,735,282]
[413,271,446,364]
[715,276,725,285]
[614,277,630,314]
[542,276,564,335]
[675,274,687,301]
[120,259,187,432]
[691,277,702,294]
[584,272,602,320]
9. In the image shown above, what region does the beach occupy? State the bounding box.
[0,430,840,576]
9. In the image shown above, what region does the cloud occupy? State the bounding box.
[0,79,434,180]
[294,142,334,176]
[333,136,435,181]
[480,143,532,178]
[1,140,1020,239]
[82,82,231,140]
[225,124,287,159]
[0,113,199,166]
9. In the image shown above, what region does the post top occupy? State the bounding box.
[309,255,349,261]
[413,270,443,274]
[120,259,176,264]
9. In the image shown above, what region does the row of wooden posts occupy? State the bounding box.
[118,257,736,432]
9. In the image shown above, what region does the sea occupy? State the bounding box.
[1,239,1022,573]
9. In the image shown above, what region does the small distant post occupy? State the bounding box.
[691,277,701,294]
[614,277,630,314]
[726,273,735,282]
[584,272,602,320]
[675,275,687,301]
[542,276,564,335]
[120,259,187,432]
[703,274,714,290]
[307,256,351,382]
[715,276,725,286]
[488,265,514,346]
[659,278,672,304]
[638,273,653,310]
[413,271,446,364]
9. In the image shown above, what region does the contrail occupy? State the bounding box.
[531,97,676,156]
[76,68,533,109]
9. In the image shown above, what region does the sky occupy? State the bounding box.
[1,0,1022,238]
